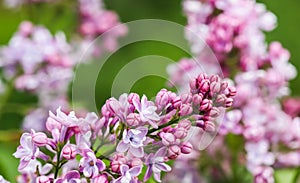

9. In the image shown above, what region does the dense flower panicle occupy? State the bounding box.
[12,73,235,183]
[1,0,127,131]
[0,21,74,88]
[165,0,300,182]
[0,21,74,131]
[78,0,127,53]
[184,0,277,69]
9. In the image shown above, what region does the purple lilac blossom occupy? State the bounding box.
[165,0,299,182]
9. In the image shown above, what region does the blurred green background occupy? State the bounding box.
[0,0,299,182]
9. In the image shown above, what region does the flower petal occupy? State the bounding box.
[120,164,129,176]
[96,159,106,171]
[129,165,142,176]
[143,166,153,182]
[116,141,129,153]
[129,146,144,158]
[65,170,80,180]
[153,171,162,182]
[156,163,171,172]
[155,147,167,158]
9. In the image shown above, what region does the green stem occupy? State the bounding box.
[147,117,180,135]
[105,169,119,179]
[103,147,116,158]
[97,154,110,161]
[94,140,109,154]
[118,123,125,141]
[293,167,300,183]
[54,144,63,179]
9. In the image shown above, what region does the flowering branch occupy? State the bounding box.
[10,73,235,183]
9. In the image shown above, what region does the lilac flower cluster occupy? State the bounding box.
[0,0,126,131]
[184,0,277,71]
[11,73,235,183]
[166,0,299,182]
[79,0,127,53]
[0,21,73,131]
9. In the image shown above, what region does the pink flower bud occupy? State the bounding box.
[111,154,127,173]
[199,115,213,122]
[168,92,177,101]
[32,131,48,146]
[101,105,110,117]
[210,107,220,117]
[200,99,212,111]
[174,127,187,139]
[178,119,192,130]
[36,176,51,183]
[269,41,290,60]
[92,174,109,183]
[215,94,227,106]
[204,121,215,132]
[19,21,33,36]
[220,81,228,91]
[254,167,274,183]
[180,93,192,104]
[199,79,210,93]
[62,144,77,160]
[168,145,181,159]
[196,121,215,132]
[128,93,140,104]
[243,127,265,141]
[162,126,173,133]
[156,89,170,108]
[126,113,140,126]
[210,81,221,93]
[197,73,208,80]
[283,97,300,118]
[196,120,205,128]
[106,99,120,115]
[209,75,220,82]
[225,98,234,108]
[181,142,193,154]
[189,78,198,94]
[179,104,193,116]
[80,22,96,36]
[192,93,203,106]
[227,86,237,97]
[161,133,176,146]
[130,158,143,167]
[172,96,182,109]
